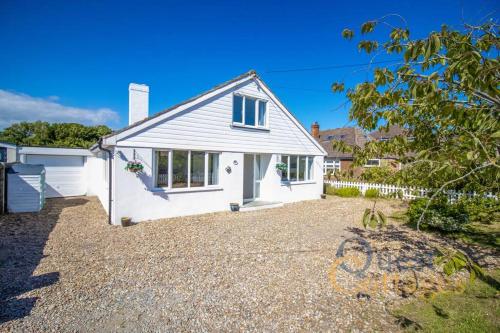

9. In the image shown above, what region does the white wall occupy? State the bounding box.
[111,147,245,224]
[260,154,324,203]
[85,153,110,213]
[118,80,324,156]
[109,148,323,224]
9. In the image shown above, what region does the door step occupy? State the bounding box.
[239,201,284,212]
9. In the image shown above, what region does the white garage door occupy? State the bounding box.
[26,154,86,198]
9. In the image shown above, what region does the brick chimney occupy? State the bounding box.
[311,121,320,139]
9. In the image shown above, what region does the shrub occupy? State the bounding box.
[459,197,500,224]
[360,166,395,183]
[407,197,469,232]
[327,186,360,197]
[364,188,380,198]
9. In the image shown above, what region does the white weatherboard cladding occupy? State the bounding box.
[7,174,44,213]
[118,80,323,156]
[26,154,86,198]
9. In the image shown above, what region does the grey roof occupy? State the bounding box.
[316,127,372,159]
[370,125,407,140]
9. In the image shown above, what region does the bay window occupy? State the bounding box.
[280,155,315,183]
[232,93,268,128]
[154,150,220,189]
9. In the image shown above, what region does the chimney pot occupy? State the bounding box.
[311,122,320,139]
[129,83,149,125]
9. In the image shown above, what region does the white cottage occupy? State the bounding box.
[91,70,327,225]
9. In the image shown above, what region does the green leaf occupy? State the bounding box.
[443,261,455,276]
[362,208,371,228]
[342,29,354,40]
[377,210,387,226]
[469,268,477,282]
[331,82,345,93]
[361,21,377,34]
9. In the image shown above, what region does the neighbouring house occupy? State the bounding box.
[90,70,326,225]
[370,125,409,142]
[311,123,401,177]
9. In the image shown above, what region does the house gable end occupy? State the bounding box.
[114,77,326,156]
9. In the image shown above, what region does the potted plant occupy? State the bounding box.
[125,160,144,173]
[121,217,132,227]
[230,203,240,212]
[275,162,287,173]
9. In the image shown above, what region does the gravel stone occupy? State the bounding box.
[1,196,497,332]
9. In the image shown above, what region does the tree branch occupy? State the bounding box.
[416,163,494,231]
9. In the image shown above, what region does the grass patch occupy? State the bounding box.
[450,223,500,249]
[392,270,500,332]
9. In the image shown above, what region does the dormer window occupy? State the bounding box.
[233,94,268,129]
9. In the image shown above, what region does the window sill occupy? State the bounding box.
[281,180,316,186]
[231,123,270,132]
[150,186,223,194]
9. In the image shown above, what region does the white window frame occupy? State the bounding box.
[232,93,269,129]
[364,159,381,167]
[153,149,221,190]
[323,158,340,175]
[280,155,315,184]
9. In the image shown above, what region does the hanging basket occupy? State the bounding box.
[275,162,288,172]
[125,160,144,173]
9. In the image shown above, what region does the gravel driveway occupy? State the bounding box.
[1,195,488,332]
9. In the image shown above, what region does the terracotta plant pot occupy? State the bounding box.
[121,217,132,227]
[230,203,240,212]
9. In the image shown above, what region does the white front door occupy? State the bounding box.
[254,154,262,200]
[243,153,264,202]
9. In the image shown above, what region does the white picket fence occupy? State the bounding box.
[325,180,497,201]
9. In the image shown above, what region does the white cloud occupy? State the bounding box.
[0,89,120,129]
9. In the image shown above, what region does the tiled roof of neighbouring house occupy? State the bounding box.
[370,125,407,140]
[316,127,372,159]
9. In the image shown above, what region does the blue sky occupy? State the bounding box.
[0,0,498,130]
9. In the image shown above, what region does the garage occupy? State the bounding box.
[19,147,90,198]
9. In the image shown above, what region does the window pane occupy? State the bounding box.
[233,95,243,123]
[299,156,306,181]
[307,156,314,180]
[258,101,267,126]
[190,151,205,187]
[208,153,219,185]
[244,97,256,126]
[366,159,380,166]
[289,155,297,181]
[172,150,188,188]
[155,151,169,187]
[281,155,288,181]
